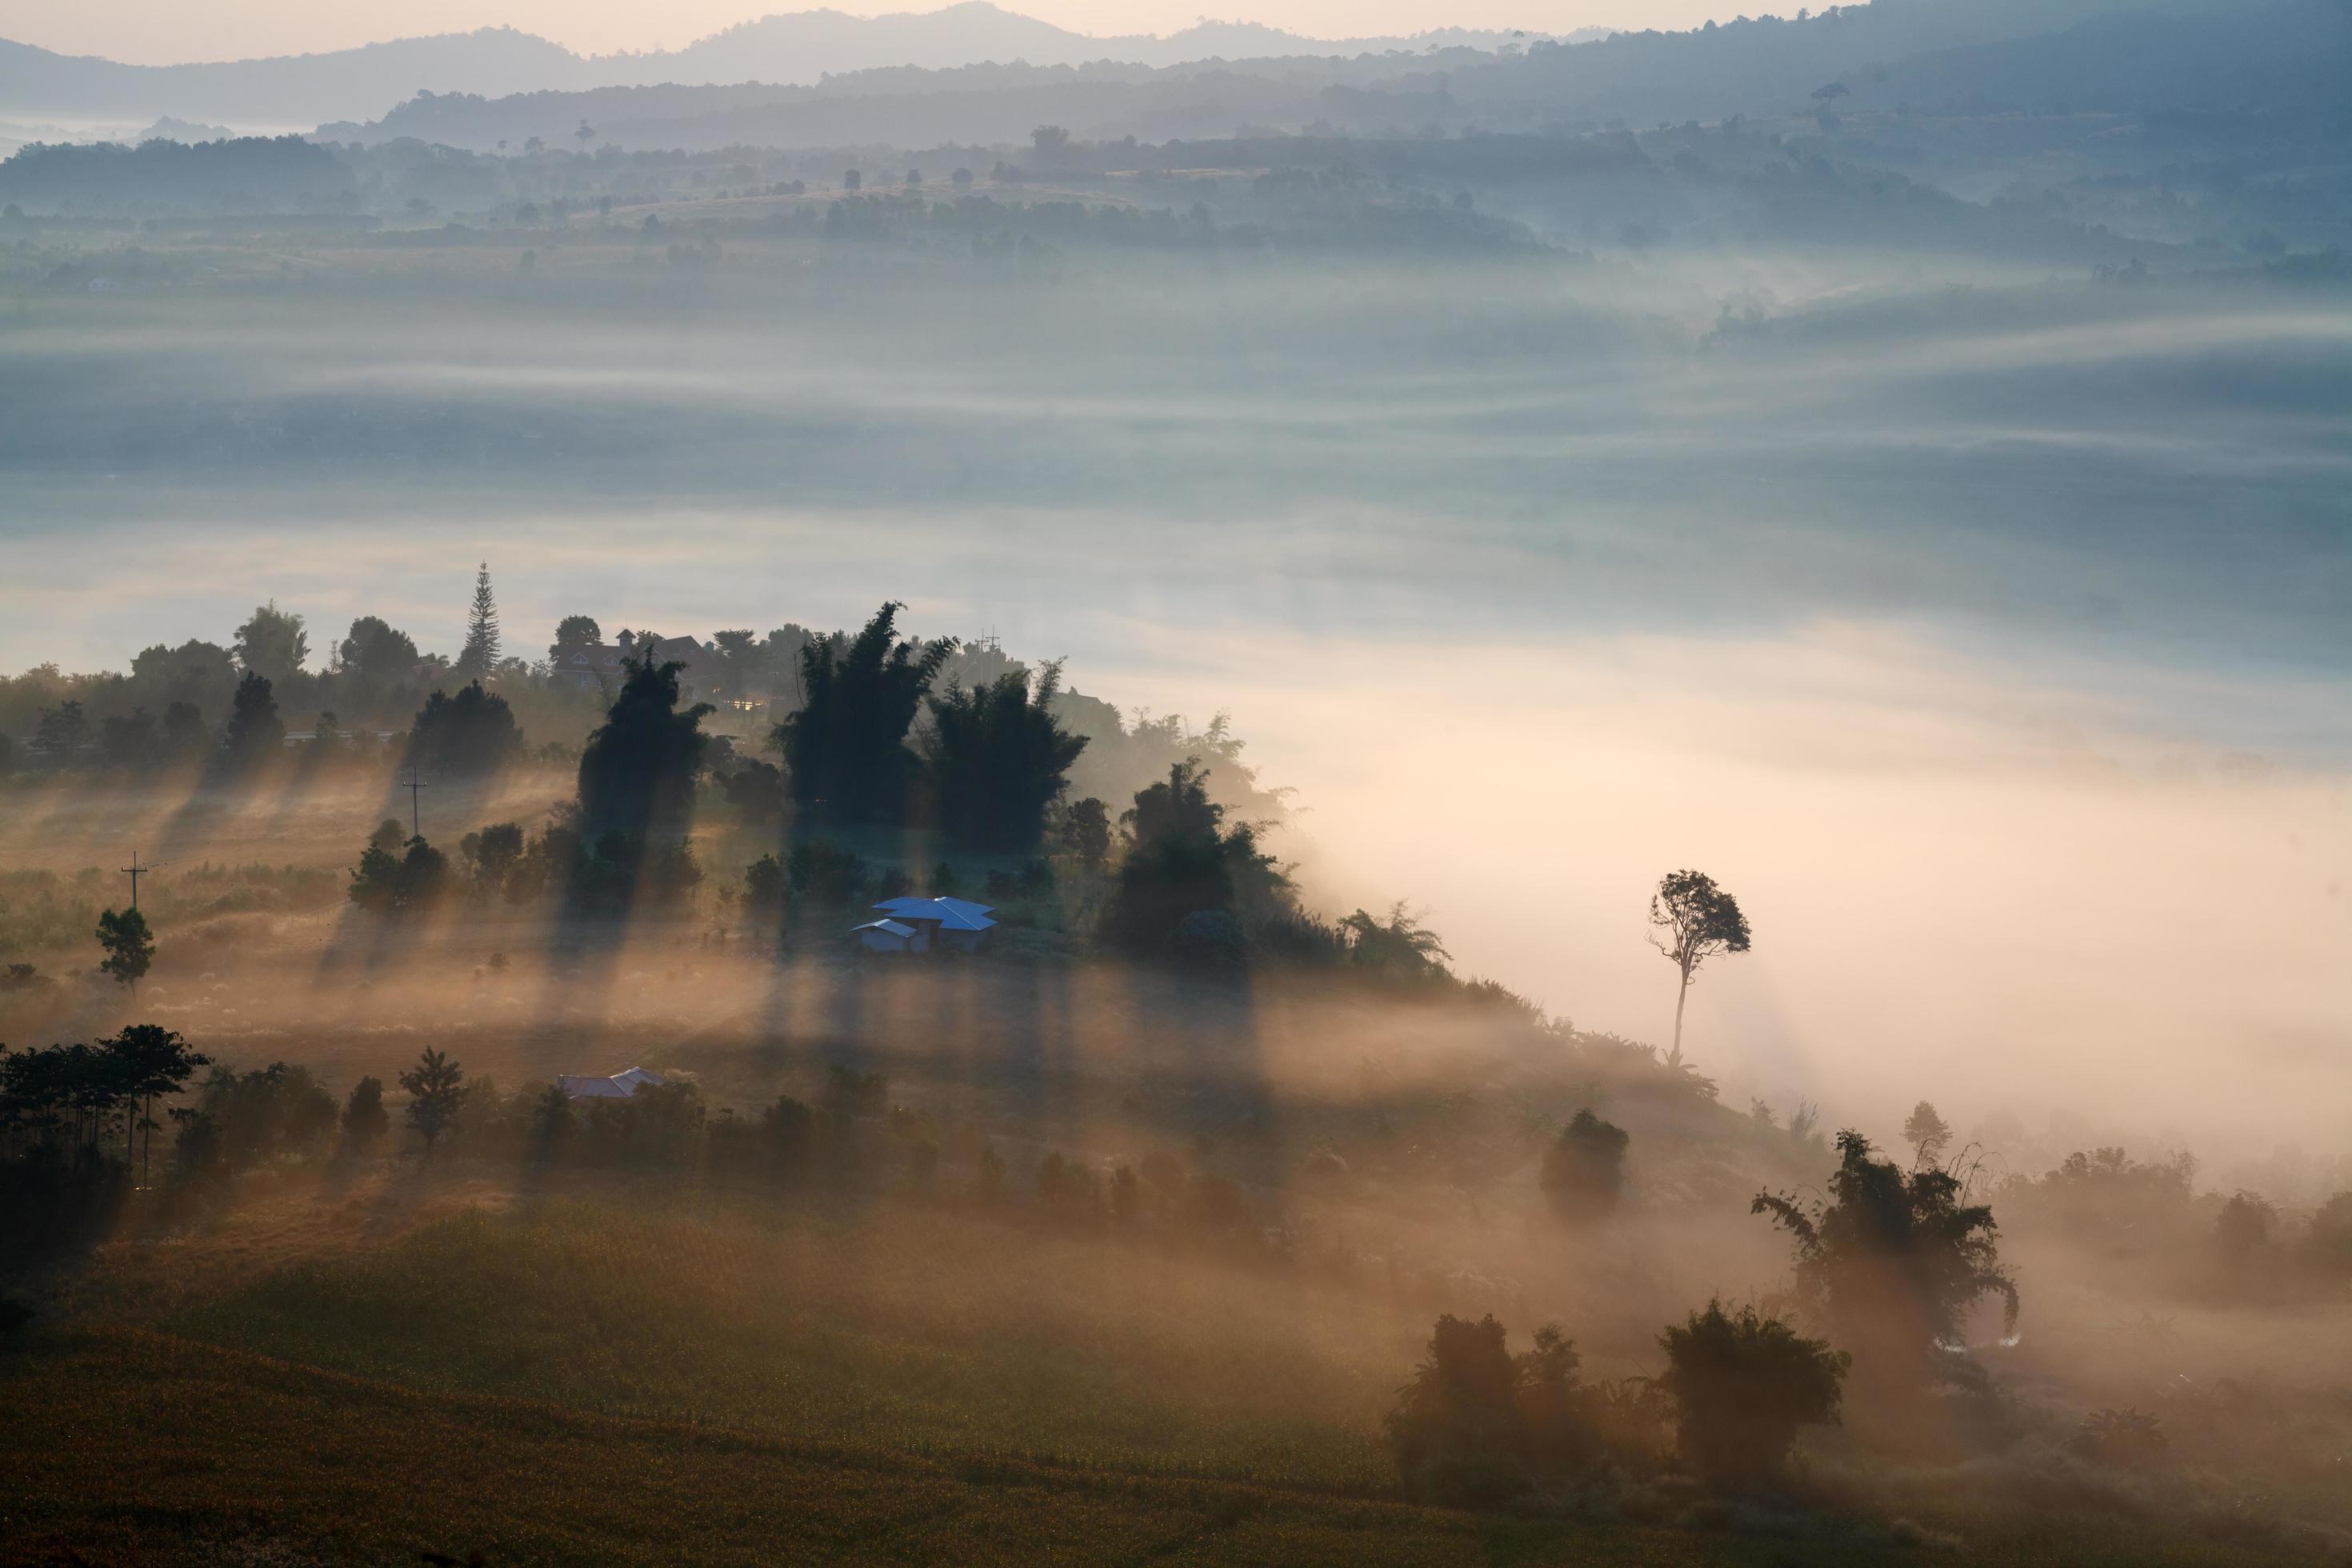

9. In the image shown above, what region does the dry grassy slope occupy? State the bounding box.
[2,1319,1915,1568]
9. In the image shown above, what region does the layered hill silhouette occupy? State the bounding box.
[298,0,2339,157]
[0,3,1591,130]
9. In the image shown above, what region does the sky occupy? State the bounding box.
[6,0,1730,67]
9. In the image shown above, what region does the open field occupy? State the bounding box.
[11,1167,2346,1566]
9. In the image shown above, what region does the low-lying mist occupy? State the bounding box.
[4,246,2345,1166]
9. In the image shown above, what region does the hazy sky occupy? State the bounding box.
[8,0,1728,67]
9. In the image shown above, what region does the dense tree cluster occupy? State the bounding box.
[1753,1130,2017,1402]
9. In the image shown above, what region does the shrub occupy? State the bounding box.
[2070,1407,2170,1471]
[1542,1109,1629,1222]
[1383,1315,1614,1505]
[1656,1300,1848,1486]
[338,1077,389,1152]
[786,839,866,906]
[1754,1130,2015,1396]
[1166,908,1247,969]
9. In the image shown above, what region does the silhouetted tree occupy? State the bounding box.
[34,702,86,766]
[232,601,308,685]
[1657,1300,1848,1485]
[1103,759,1286,954]
[348,830,451,914]
[398,1047,465,1150]
[454,562,502,681]
[742,854,786,911]
[160,701,210,760]
[337,615,419,702]
[786,840,865,906]
[99,708,158,770]
[578,654,713,837]
[923,662,1088,850]
[1339,902,1450,979]
[101,1023,209,1182]
[774,603,948,826]
[2215,1190,2276,1263]
[406,682,524,774]
[340,1075,389,1151]
[722,758,785,825]
[458,822,526,898]
[549,614,602,664]
[1649,869,1751,1066]
[221,670,284,763]
[94,907,154,991]
[1542,1110,1630,1222]
[1754,1131,2016,1398]
[527,1084,574,1160]
[1902,1101,1953,1166]
[1058,796,1110,868]
[1384,1315,1611,1504]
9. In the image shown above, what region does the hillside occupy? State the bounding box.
[0,4,1573,130]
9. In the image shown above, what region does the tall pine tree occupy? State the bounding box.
[455,562,502,681]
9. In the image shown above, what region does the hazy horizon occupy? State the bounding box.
[3,0,1711,70]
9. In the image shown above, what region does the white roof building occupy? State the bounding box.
[554,1066,667,1100]
[850,918,922,953]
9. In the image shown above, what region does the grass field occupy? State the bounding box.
[8,1171,2344,1566]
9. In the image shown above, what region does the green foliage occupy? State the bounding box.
[720,757,784,824]
[0,1024,210,1179]
[1383,1315,1622,1504]
[94,906,154,989]
[1057,796,1111,867]
[454,562,502,681]
[775,602,950,826]
[221,670,284,764]
[1902,1101,1953,1166]
[742,853,786,911]
[174,1061,338,1178]
[2306,1191,2352,1280]
[337,615,420,700]
[231,601,309,686]
[1338,902,1451,981]
[578,654,713,837]
[406,681,524,774]
[1104,759,1288,954]
[2070,1407,2170,1471]
[398,1047,465,1149]
[548,614,602,665]
[0,864,338,962]
[1999,1146,2196,1243]
[1657,1300,1848,1486]
[348,834,451,914]
[35,700,87,765]
[2214,1190,2277,1262]
[923,662,1089,850]
[1648,867,1751,1064]
[786,840,866,906]
[456,822,526,898]
[1542,1110,1629,1222]
[1165,908,1248,970]
[526,1083,574,1160]
[1754,1131,2017,1394]
[339,1076,389,1150]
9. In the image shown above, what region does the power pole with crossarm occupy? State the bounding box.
[120,850,162,910]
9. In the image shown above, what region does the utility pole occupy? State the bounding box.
[120,849,161,910]
[402,771,428,839]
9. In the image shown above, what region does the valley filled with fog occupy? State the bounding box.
[6,245,2346,1154]
[4,2,2350,1561]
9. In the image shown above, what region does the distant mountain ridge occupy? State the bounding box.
[0,3,1594,130]
[305,0,2319,157]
